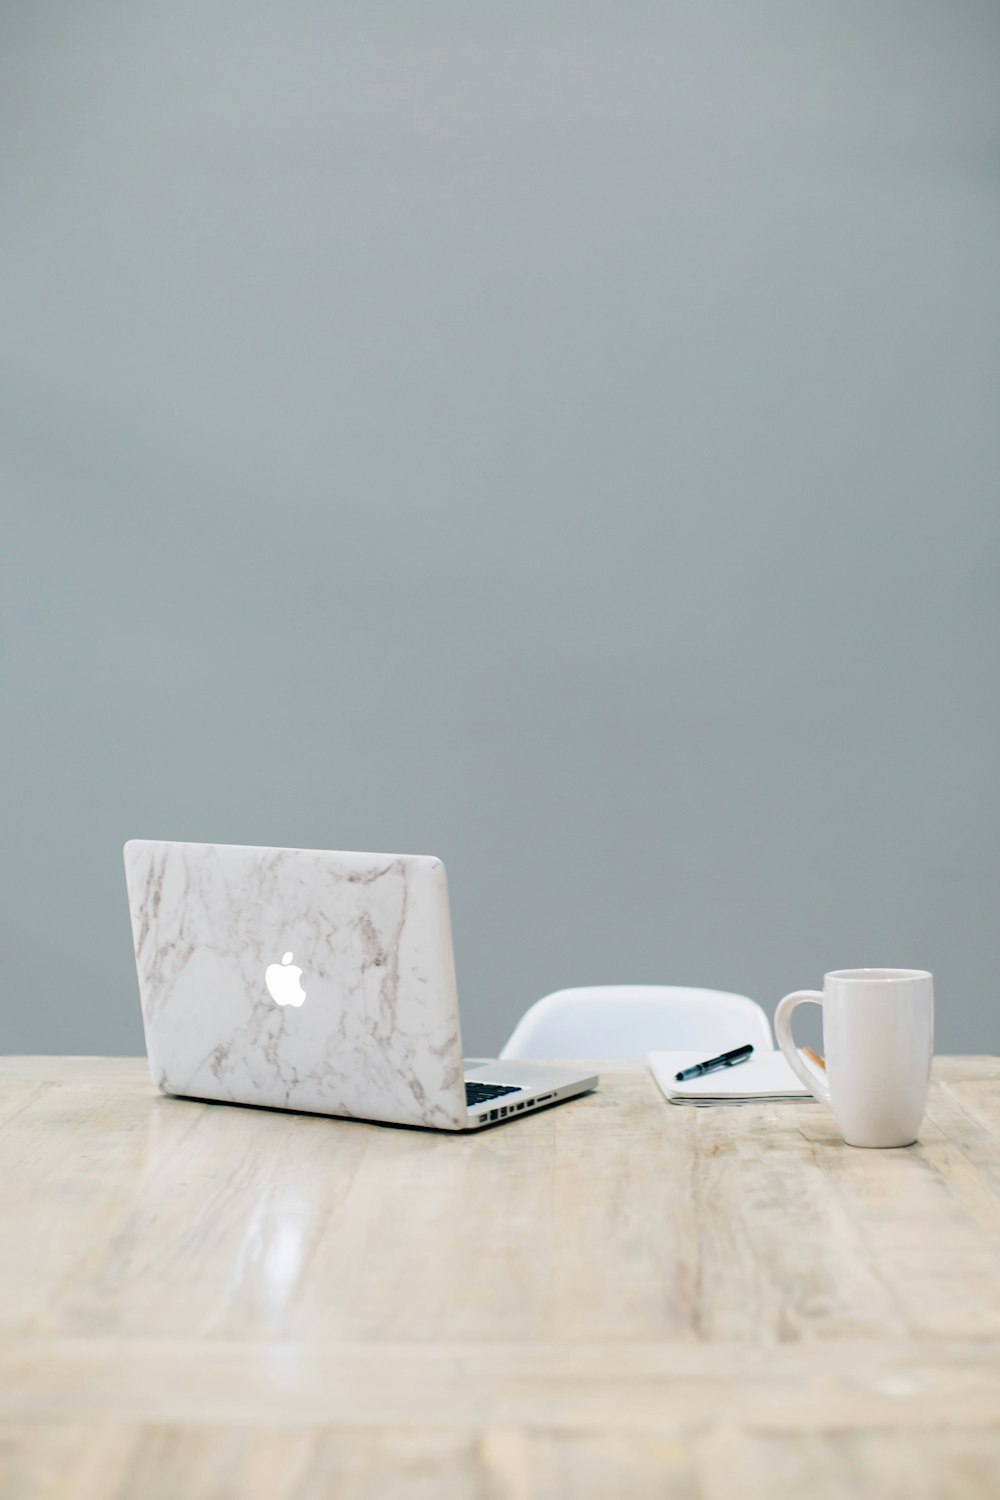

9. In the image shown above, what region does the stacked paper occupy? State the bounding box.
[648,1048,817,1106]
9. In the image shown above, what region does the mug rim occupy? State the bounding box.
[826,967,932,983]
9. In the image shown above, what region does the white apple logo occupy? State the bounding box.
[265,951,307,1008]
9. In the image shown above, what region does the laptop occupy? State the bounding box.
[123,840,597,1130]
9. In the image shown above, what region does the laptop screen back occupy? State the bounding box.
[124,840,468,1129]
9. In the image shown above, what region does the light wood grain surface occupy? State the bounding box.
[3,1056,1000,1498]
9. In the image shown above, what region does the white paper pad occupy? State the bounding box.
[648,1048,817,1106]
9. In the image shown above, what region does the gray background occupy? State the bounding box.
[3,1,999,1058]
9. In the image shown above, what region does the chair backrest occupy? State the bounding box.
[499,985,773,1061]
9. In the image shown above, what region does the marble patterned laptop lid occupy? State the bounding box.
[123,840,469,1129]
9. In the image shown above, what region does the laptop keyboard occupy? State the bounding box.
[465,1081,520,1107]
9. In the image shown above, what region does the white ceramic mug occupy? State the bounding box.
[774,968,934,1148]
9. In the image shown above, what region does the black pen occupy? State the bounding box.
[675,1043,754,1082]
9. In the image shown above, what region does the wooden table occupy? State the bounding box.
[3,1057,1000,1498]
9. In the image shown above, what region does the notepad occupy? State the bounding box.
[648,1048,816,1106]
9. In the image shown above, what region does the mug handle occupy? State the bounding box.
[774,991,832,1108]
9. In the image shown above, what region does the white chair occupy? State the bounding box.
[500,985,773,1061]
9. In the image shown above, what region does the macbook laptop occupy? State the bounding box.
[123,840,597,1130]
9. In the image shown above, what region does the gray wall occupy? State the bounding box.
[3,1,999,1058]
